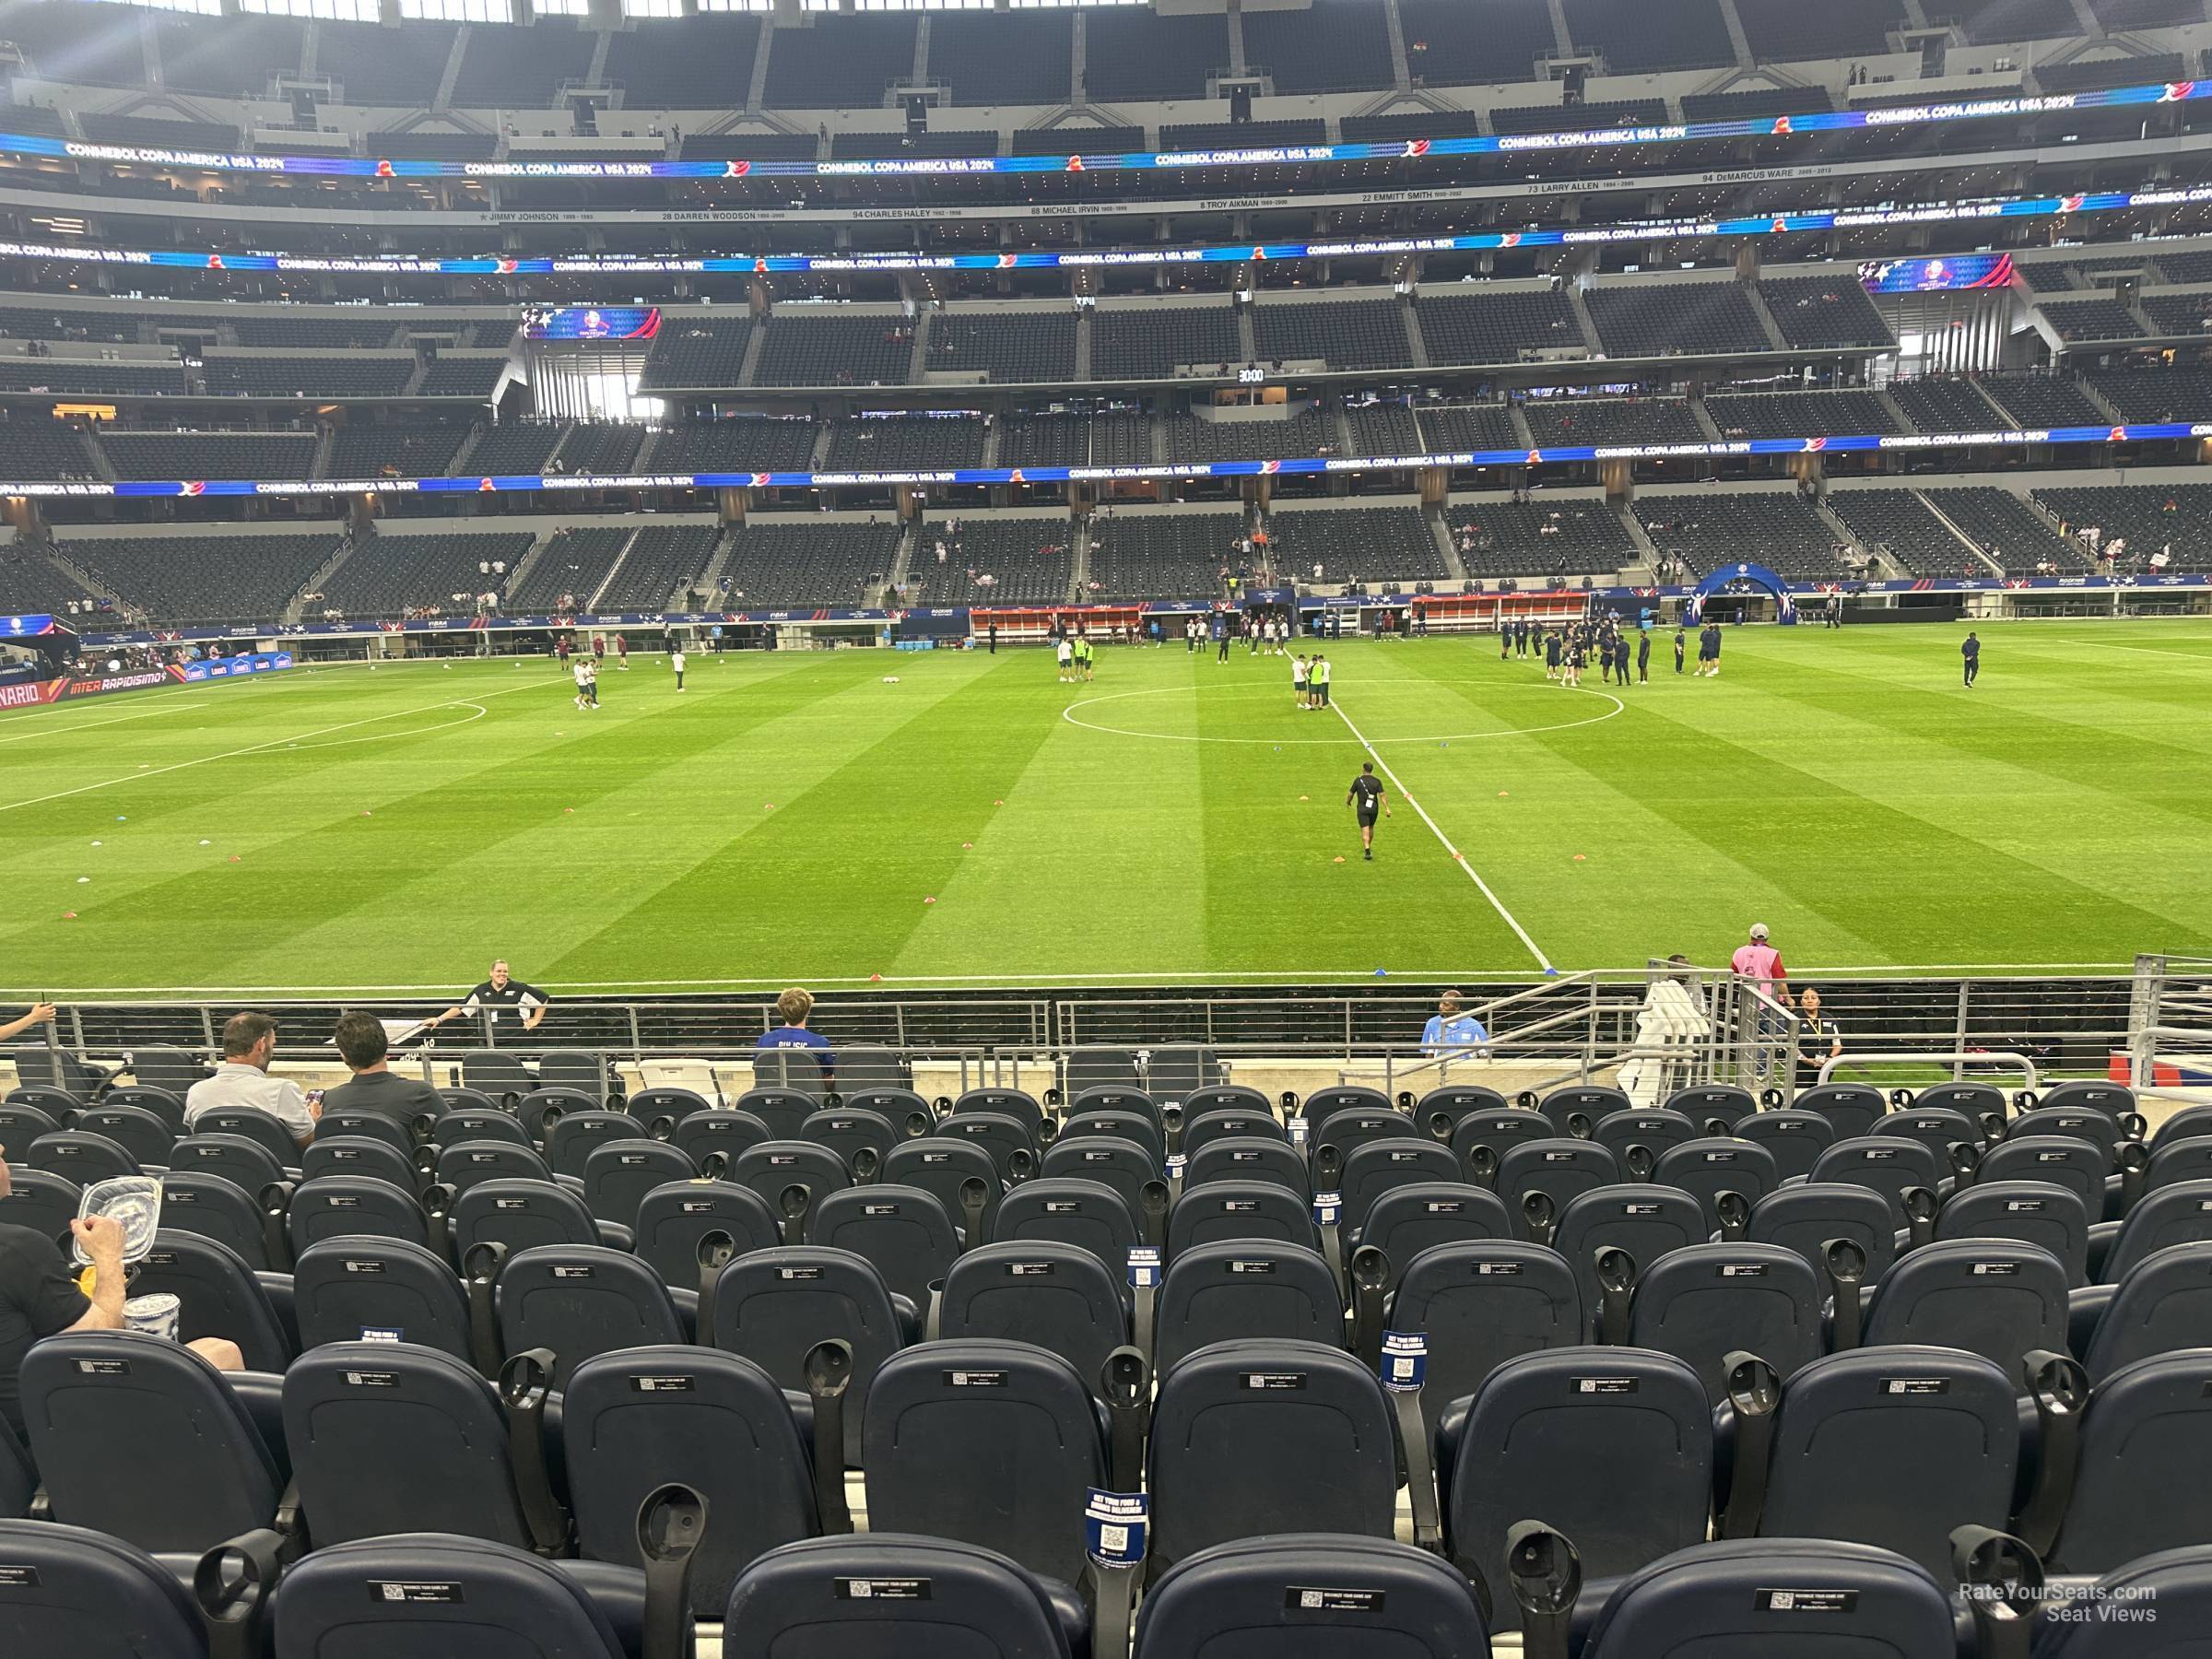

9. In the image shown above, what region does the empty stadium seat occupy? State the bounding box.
[709,1245,913,1463]
[1862,1239,2073,1382]
[293,1235,472,1360]
[811,1184,959,1311]
[1154,1240,1345,1374]
[1392,1241,1583,1440]
[1135,1534,1491,1659]
[495,1243,687,1388]
[0,1519,208,1657]
[724,1535,1083,1659]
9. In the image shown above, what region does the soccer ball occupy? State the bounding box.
[883,676,900,684]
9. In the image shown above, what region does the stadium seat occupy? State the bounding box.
[564,1346,816,1615]
[1449,1107,1557,1177]
[1358,1182,1512,1275]
[932,1112,1037,1183]
[452,1178,606,1257]
[1663,1084,1758,1134]
[1549,1185,1706,1317]
[731,1141,852,1238]
[1135,1534,1492,1659]
[632,1179,781,1290]
[24,1130,137,1184]
[1912,1082,2010,1127]
[458,1051,536,1106]
[627,1086,713,1131]
[1153,1239,1344,1374]
[1497,1140,1620,1235]
[1747,1182,1900,1281]
[1979,1135,2112,1215]
[73,1103,176,1170]
[1,1090,77,1130]
[800,1106,899,1174]
[286,1172,433,1253]
[2045,1349,2212,1573]
[2079,1242,2212,1380]
[1733,1108,1837,1182]
[1185,1136,1311,1200]
[2010,1105,2130,1161]
[1794,1083,1888,1140]
[2035,1080,2137,1125]
[1652,1139,1781,1231]
[1181,1085,1272,1124]
[994,1178,1141,1276]
[536,1049,614,1104]
[581,1138,694,1230]
[1755,1346,2020,1584]
[494,1242,687,1387]
[273,1534,637,1658]
[434,1108,534,1150]
[0,1519,208,1657]
[864,1340,1107,1587]
[1873,1105,1988,1166]
[23,1330,290,1559]
[294,1235,473,1360]
[1042,1135,1162,1222]
[1062,1108,1166,1165]
[1147,1339,1397,1575]
[1936,1181,2091,1286]
[832,1046,910,1095]
[2144,1137,2212,1195]
[545,1110,648,1179]
[1311,1108,1418,1162]
[811,1183,960,1310]
[881,1139,1003,1243]
[1392,1241,1583,1440]
[734,1088,819,1141]
[724,1535,1083,1659]
[1811,1136,1947,1226]
[2095,1181,2212,1284]
[300,1133,418,1194]
[438,1087,510,1120]
[1627,1241,1824,1401]
[436,1138,558,1196]
[147,1166,270,1269]
[1339,1138,1461,1238]
[1442,1346,1712,1621]
[167,1133,289,1204]
[130,1050,210,1105]
[708,1245,914,1463]
[668,1108,774,1171]
[1862,1239,2073,1381]
[0,1163,76,1247]
[1578,1538,1956,1658]
[2032,1544,2212,1657]
[954,1088,1044,1135]
[517,1088,601,1145]
[128,1230,292,1372]
[105,1086,188,1137]
[2149,1106,2212,1153]
[1415,1085,1512,1134]
[189,1106,302,1171]
[284,1340,540,1547]
[1068,1087,1162,1135]
[750,1050,828,1100]
[1166,1179,1316,1258]
[935,1241,1130,1394]
[1181,1107,1285,1159]
[1590,1108,1699,1167]
[1537,1085,1631,1137]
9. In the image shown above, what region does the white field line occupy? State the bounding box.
[1331,696,1555,974]
[0,699,206,746]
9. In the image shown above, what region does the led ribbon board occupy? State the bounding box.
[3,79,2203,180]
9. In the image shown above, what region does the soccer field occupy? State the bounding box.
[5,618,2211,994]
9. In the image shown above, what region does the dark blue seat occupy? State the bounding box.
[1589,1108,1699,1169]
[800,1107,899,1174]
[632,1179,781,1290]
[128,1230,292,1372]
[435,1138,556,1196]
[1358,1182,1512,1276]
[496,1243,687,1388]
[1759,1345,2018,1586]
[1909,1083,2009,1127]
[2047,1350,2212,1574]
[1135,1534,1491,1659]
[286,1172,432,1253]
[293,1235,472,1360]
[1652,1138,1780,1231]
[1496,1140,1619,1231]
[725,1535,1081,1659]
[1184,1136,1310,1201]
[189,1107,302,1171]
[1550,1185,1706,1318]
[1733,1108,1836,1182]
[2082,1243,2212,1382]
[1627,1241,1824,1402]
[812,1183,959,1311]
[1794,1084,1887,1141]
[1147,1339,1396,1576]
[579,1138,696,1230]
[864,1340,1107,1588]
[1153,1239,1344,1374]
[1862,1238,2071,1383]
[1442,1345,1712,1625]
[565,1346,816,1615]
[710,1245,913,1463]
[0,1519,206,1658]
[1167,1180,1317,1258]
[1061,1109,1165,1165]
[1581,1538,1955,1659]
[545,1111,649,1180]
[1339,1138,1461,1238]
[1310,1108,1418,1163]
[880,1139,1002,1243]
[1415,1085,1512,1132]
[274,1534,633,1659]
[73,1103,176,1171]
[284,1340,534,1547]
[1663,1084,1757,1133]
[1978,1135,2112,1214]
[994,1178,1139,1277]
[0,1166,78,1245]
[157,1168,273,1270]
[2031,1080,2136,1125]
[953,1088,1044,1135]
[1936,1180,2090,1287]
[667,1108,773,1171]
[935,1241,1129,1397]
[1393,1241,1583,1442]
[2032,1544,2212,1657]
[452,1178,602,1257]
[1536,1086,1631,1136]
[1179,1109,1283,1159]
[1811,1136,1946,1227]
[735,1085,819,1138]
[932,1112,1037,1182]
[1747,1182,1900,1280]
[300,1134,418,1194]
[1041,1135,1159,1222]
[1447,1108,1555,1175]
[23,1330,286,1559]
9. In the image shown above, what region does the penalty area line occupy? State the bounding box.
[1331,697,1555,975]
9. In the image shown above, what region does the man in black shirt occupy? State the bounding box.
[0,1153,244,1441]
[429,959,548,1036]
[1347,761,1391,862]
[321,1010,447,1128]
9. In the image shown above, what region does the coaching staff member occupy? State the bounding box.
[429,959,549,1035]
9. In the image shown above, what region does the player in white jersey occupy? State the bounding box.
[670,645,688,691]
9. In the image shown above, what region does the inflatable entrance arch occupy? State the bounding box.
[1685,562,1798,625]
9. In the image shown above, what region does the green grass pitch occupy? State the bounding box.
[5,618,2211,994]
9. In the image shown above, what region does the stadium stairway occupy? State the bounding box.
[1564,284,1605,357]
[282,535,359,625]
[693,528,740,600]
[500,534,559,608]
[2077,376,2130,427]
[1873,386,1914,438]
[434,26,466,110]
[582,529,640,613]
[881,523,917,604]
[445,422,487,477]
[1689,399,1725,443]
[1810,496,1877,576]
[1742,283,1792,353]
[1918,490,2009,575]
[309,426,335,481]
[1423,505,1465,582]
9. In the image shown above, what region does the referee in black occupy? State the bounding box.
[1347,761,1391,861]
[429,959,549,1036]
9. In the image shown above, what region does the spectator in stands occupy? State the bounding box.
[429,960,549,1036]
[0,1155,242,1440]
[0,1003,56,1045]
[183,1012,319,1146]
[758,988,832,1072]
[321,1010,446,1129]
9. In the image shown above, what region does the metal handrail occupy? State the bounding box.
[1820,1050,2042,1088]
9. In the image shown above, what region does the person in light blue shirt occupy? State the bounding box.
[1420,991,1489,1057]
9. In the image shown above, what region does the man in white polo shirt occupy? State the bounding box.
[183,1011,319,1146]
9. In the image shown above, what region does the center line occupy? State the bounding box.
[1331,696,1555,974]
